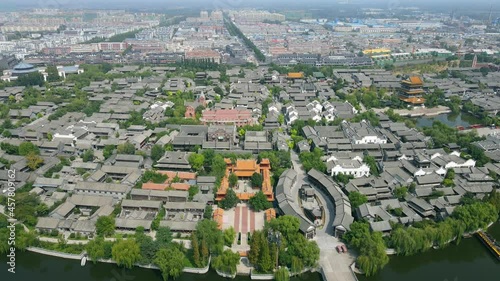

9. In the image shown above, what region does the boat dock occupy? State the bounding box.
[476,231,500,260]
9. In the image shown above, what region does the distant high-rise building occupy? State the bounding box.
[210,10,223,20]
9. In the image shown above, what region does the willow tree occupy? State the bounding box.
[112,239,141,269]
[275,267,290,281]
[154,246,185,281]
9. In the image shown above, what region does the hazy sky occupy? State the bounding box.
[0,0,498,11]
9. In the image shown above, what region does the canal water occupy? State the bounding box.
[1,223,499,281]
[359,222,500,281]
[415,112,483,128]
[0,251,320,281]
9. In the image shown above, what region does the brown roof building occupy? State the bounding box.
[185,49,221,64]
[200,109,255,126]
[216,158,273,202]
[399,76,425,105]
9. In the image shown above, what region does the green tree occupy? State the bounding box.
[103,145,115,159]
[299,148,326,173]
[81,149,94,162]
[250,172,263,188]
[16,72,44,87]
[275,267,290,281]
[278,114,285,125]
[248,191,272,211]
[46,65,62,82]
[223,227,236,246]
[452,202,498,232]
[140,170,168,184]
[203,205,213,219]
[188,153,205,172]
[151,144,165,163]
[201,238,209,264]
[35,203,49,216]
[485,189,500,213]
[112,239,141,268]
[26,152,43,170]
[445,169,455,180]
[86,237,106,263]
[1,142,19,155]
[188,185,199,200]
[286,233,319,268]
[343,222,388,276]
[269,216,300,239]
[228,173,238,188]
[19,142,40,156]
[291,256,304,274]
[15,229,38,250]
[154,246,186,281]
[135,229,157,264]
[258,236,273,273]
[117,142,136,155]
[156,226,173,247]
[348,191,368,209]
[394,186,408,201]
[442,179,455,187]
[2,119,14,129]
[96,216,115,236]
[220,188,239,210]
[363,155,379,176]
[212,249,241,275]
[209,153,227,179]
[196,219,224,255]
[191,234,201,267]
[12,193,39,227]
[248,230,261,265]
[214,86,224,96]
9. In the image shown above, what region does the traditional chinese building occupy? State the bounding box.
[287,72,304,80]
[399,75,425,105]
[200,108,254,126]
[216,158,274,202]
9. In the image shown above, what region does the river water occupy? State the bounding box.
[359,222,500,281]
[1,223,499,281]
[415,112,483,128]
[0,250,320,281]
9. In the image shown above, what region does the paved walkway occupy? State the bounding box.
[38,236,191,248]
[290,152,357,281]
[230,203,265,253]
[461,127,500,137]
[372,105,451,117]
[27,247,84,260]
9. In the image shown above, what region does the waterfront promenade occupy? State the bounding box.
[373,105,451,117]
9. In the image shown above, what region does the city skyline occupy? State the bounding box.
[0,0,498,11]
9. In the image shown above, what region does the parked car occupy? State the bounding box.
[341,244,347,253]
[336,245,343,253]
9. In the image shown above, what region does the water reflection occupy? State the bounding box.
[2,224,499,281]
[0,251,320,281]
[415,112,483,128]
[359,223,500,281]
